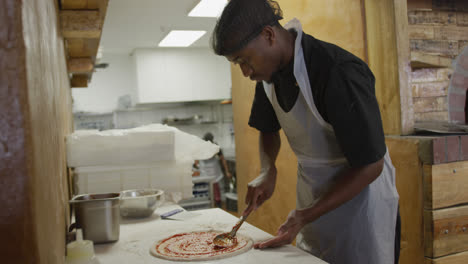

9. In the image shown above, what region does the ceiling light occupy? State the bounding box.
[188,0,228,18]
[158,30,206,47]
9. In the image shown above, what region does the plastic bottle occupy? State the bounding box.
[66,229,96,264]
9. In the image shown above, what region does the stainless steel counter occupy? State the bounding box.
[94,204,327,263]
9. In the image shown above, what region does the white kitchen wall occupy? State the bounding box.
[72,53,137,113]
[134,48,231,103]
[71,49,235,157]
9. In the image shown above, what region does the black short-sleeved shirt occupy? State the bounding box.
[248,32,386,167]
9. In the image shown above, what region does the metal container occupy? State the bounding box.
[120,189,164,218]
[70,193,121,244]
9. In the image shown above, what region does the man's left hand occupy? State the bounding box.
[254,209,305,249]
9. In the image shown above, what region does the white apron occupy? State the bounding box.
[200,156,223,180]
[262,19,399,264]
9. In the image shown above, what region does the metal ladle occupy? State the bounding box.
[213,212,250,248]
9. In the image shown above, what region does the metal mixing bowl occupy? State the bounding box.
[120,189,164,218]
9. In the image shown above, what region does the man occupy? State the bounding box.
[211,0,400,264]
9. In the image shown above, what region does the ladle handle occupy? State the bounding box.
[229,213,249,237]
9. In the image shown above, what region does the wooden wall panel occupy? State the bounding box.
[233,0,366,237]
[279,0,366,59]
[364,0,414,135]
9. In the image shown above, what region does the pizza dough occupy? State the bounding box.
[150,231,253,261]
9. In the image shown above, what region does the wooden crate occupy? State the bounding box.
[387,137,468,264]
[424,162,468,210]
[424,206,468,258]
[423,161,468,262]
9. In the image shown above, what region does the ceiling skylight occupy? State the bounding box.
[188,0,228,18]
[158,30,206,47]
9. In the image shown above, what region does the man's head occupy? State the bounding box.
[212,0,284,82]
[203,132,214,142]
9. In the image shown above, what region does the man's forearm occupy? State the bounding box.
[244,131,281,214]
[298,158,384,224]
[219,154,230,175]
[259,131,281,171]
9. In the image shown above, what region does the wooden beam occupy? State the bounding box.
[457,12,468,26]
[434,26,468,41]
[456,0,468,12]
[412,81,449,97]
[432,0,468,12]
[411,52,454,68]
[407,0,432,11]
[409,25,435,40]
[87,0,105,11]
[408,10,457,26]
[364,0,413,135]
[414,96,448,113]
[424,205,468,257]
[67,57,93,73]
[424,161,468,210]
[460,40,468,53]
[410,40,459,57]
[61,0,89,9]
[71,75,88,88]
[415,111,449,122]
[61,0,102,10]
[66,38,100,58]
[61,0,109,88]
[60,10,102,38]
[411,68,453,83]
[409,25,468,41]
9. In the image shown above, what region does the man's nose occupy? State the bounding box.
[240,63,252,78]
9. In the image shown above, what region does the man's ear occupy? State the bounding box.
[261,26,276,46]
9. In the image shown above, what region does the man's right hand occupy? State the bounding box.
[243,166,277,216]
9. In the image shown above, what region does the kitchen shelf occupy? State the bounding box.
[192,175,216,184]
